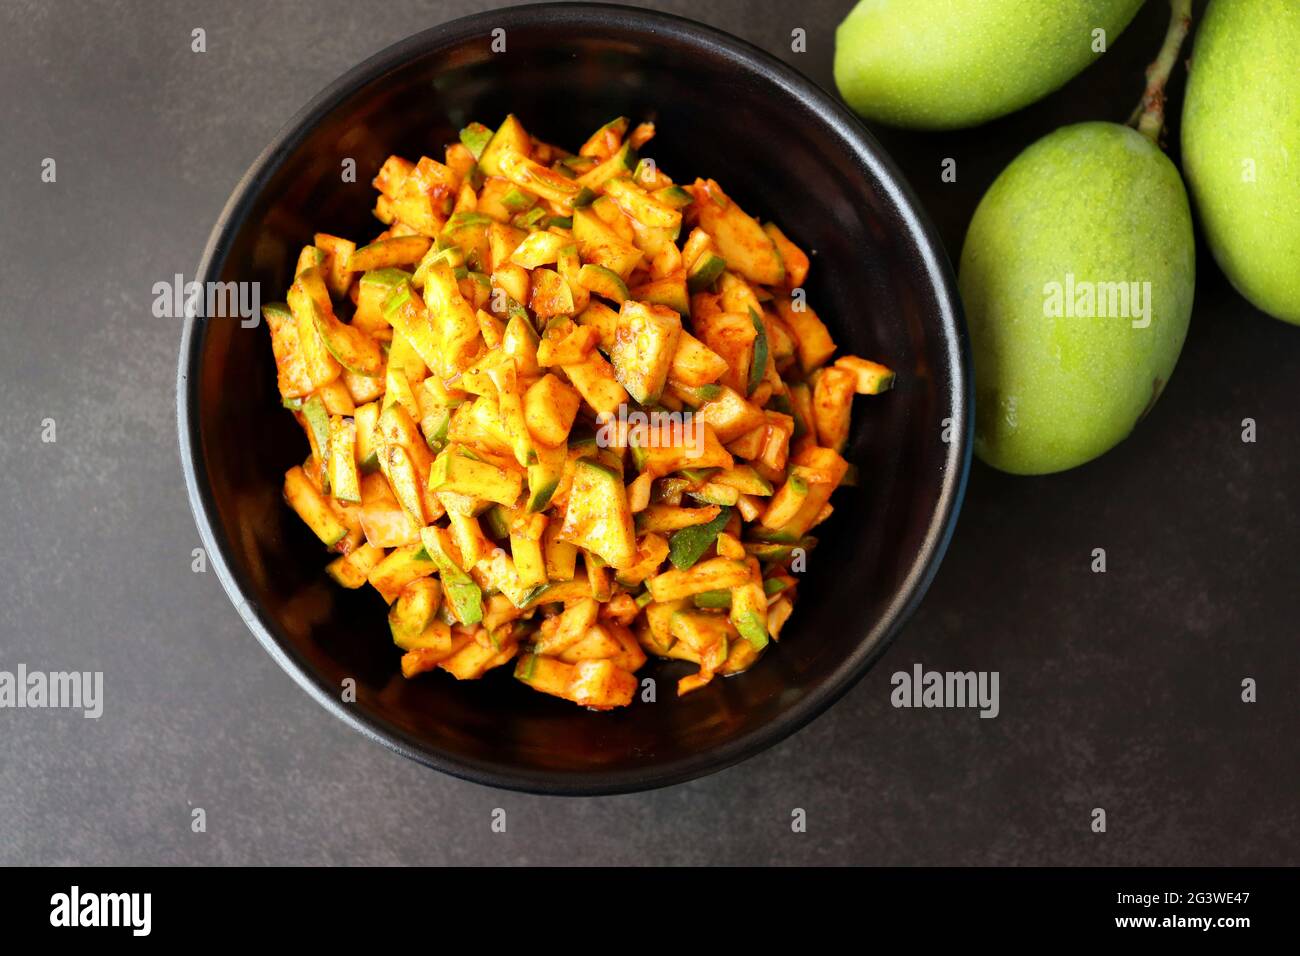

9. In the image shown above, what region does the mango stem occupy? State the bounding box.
[1128,0,1194,144]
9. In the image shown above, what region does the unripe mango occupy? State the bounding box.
[834,0,1145,130]
[1182,0,1300,325]
[959,123,1196,474]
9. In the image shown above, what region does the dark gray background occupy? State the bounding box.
[1,0,1295,865]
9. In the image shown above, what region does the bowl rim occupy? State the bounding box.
[176,0,972,796]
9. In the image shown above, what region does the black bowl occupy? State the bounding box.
[177,2,970,795]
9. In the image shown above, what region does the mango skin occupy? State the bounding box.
[834,0,1144,130]
[959,123,1196,475]
[1182,0,1300,325]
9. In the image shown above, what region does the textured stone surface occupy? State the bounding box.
[0,0,1294,865]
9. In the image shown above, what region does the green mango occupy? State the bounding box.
[959,122,1196,474]
[1182,0,1300,325]
[834,0,1145,130]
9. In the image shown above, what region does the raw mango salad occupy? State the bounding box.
[265,113,894,709]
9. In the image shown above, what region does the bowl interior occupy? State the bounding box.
[184,4,967,793]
